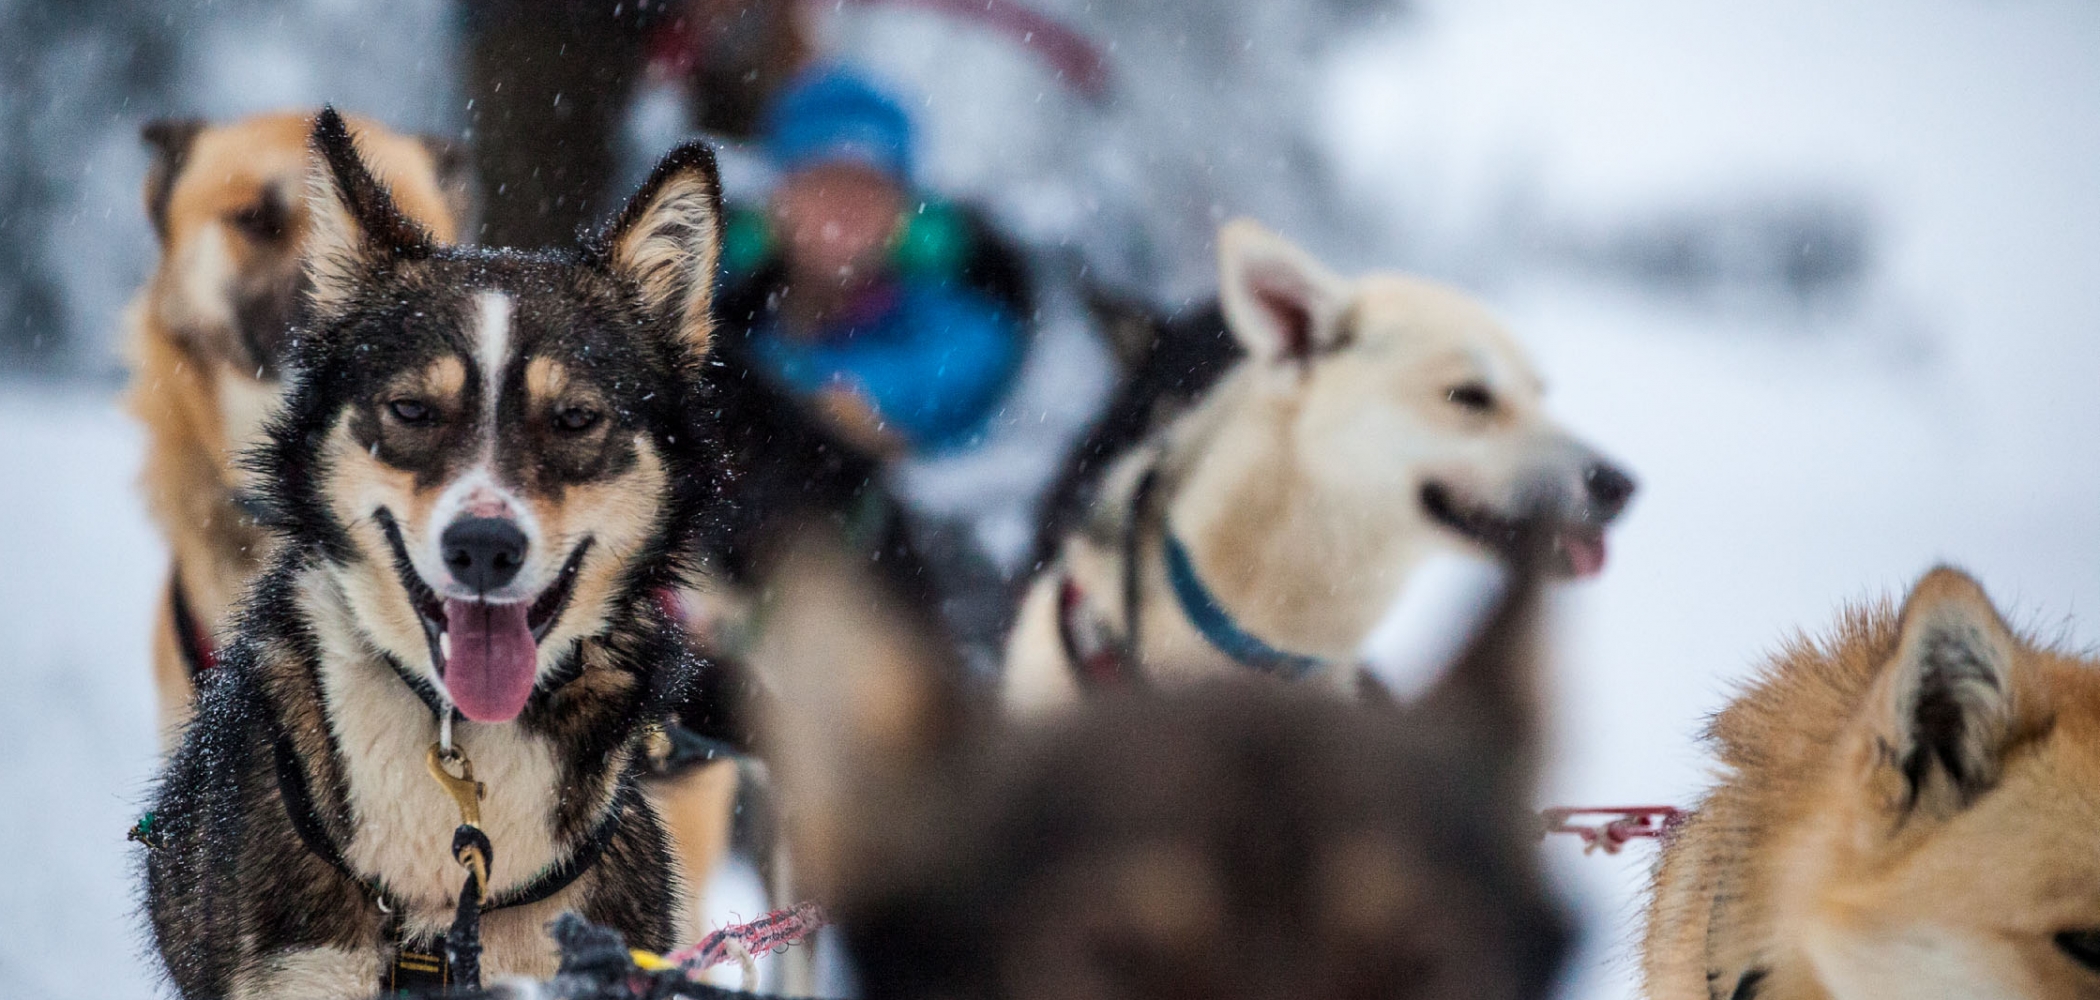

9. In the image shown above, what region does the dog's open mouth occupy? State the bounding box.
[1419,482,1609,579]
[375,509,591,723]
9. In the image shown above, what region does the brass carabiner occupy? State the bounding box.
[425,743,485,829]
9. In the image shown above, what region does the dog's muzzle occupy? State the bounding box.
[376,509,590,723]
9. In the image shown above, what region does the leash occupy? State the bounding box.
[427,744,494,988]
[658,901,830,990]
[1539,805,1686,854]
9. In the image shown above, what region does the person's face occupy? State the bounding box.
[770,160,904,285]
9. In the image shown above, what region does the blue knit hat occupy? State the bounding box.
[762,65,915,181]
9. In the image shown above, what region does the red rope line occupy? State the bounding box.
[668,901,830,973]
[1539,805,1685,854]
[658,809,1674,978]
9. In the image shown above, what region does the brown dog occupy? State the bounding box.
[1645,567,2100,999]
[127,110,472,742]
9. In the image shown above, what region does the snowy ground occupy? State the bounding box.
[5,1,2100,998]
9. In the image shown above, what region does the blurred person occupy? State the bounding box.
[715,64,1030,459]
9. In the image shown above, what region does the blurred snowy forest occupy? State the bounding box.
[4,1,2099,998]
[0,0,1877,374]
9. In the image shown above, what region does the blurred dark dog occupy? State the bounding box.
[765,511,1572,1000]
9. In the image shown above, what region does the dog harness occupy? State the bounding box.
[1057,462,1333,686]
[168,569,217,679]
[167,491,281,681]
[270,729,639,993]
[1054,466,1158,688]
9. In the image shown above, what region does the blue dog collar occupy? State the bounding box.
[1160,529,1330,680]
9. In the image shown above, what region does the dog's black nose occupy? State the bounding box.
[442,517,527,594]
[1584,463,1637,518]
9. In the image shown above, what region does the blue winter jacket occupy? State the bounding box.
[750,280,1022,454]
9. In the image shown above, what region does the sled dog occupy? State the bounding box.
[769,513,1571,1000]
[126,110,471,741]
[1645,567,2100,1000]
[1005,219,1635,710]
[142,109,726,997]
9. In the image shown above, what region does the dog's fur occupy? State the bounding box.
[769,514,1571,1000]
[126,110,472,741]
[1644,567,2100,1000]
[1005,219,1635,710]
[142,110,728,998]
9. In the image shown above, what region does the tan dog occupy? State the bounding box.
[1004,218,1633,710]
[1645,567,2100,999]
[127,110,470,741]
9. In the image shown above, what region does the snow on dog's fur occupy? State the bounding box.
[142,109,726,998]
[125,110,470,742]
[1005,219,1634,709]
[1646,568,2100,1000]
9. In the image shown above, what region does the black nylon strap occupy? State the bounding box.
[447,824,493,989]
[271,735,637,914]
[168,568,216,680]
[1119,463,1160,666]
[1066,461,1161,690]
[484,777,638,911]
[272,735,389,903]
[379,653,453,721]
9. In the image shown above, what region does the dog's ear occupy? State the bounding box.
[1217,218,1351,366]
[752,523,972,897]
[304,106,437,318]
[595,142,723,358]
[1083,284,1167,372]
[414,132,481,242]
[1409,508,1553,799]
[141,117,206,245]
[1860,567,2036,824]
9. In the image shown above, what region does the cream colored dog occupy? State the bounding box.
[1004,219,1634,710]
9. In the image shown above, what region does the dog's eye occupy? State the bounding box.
[1445,382,1494,412]
[2057,931,2100,972]
[554,405,601,432]
[227,193,289,243]
[388,398,435,426]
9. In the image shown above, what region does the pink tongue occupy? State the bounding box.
[442,599,538,723]
[1562,532,1609,578]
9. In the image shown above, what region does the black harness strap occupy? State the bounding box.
[1059,456,1339,687]
[1060,463,1161,689]
[1120,465,1158,666]
[271,732,639,990]
[272,735,388,902]
[381,653,455,721]
[168,568,217,680]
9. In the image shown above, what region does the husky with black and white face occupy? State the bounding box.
[142,108,727,999]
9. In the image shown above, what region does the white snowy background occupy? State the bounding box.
[4,0,2100,997]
